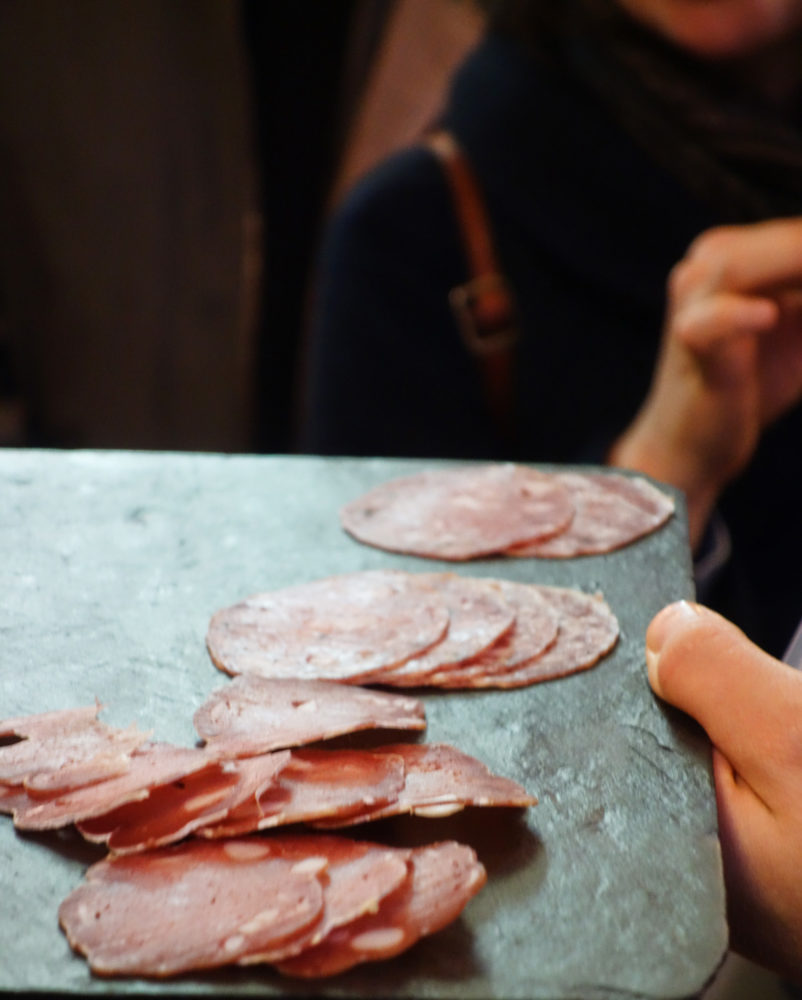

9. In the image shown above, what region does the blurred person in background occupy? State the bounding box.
[300,0,802,659]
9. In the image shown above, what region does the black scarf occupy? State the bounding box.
[488,0,802,220]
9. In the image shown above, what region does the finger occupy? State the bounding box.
[685,218,802,295]
[672,291,778,351]
[646,601,802,800]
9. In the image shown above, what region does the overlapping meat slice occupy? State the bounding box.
[437,585,619,689]
[316,743,536,828]
[58,838,327,976]
[414,579,559,688]
[276,841,487,978]
[372,574,515,685]
[77,750,292,854]
[506,472,675,557]
[206,570,450,682]
[193,676,425,757]
[12,742,216,831]
[0,704,149,794]
[198,748,406,837]
[339,464,574,560]
[236,836,411,964]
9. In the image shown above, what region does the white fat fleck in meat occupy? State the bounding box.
[350,926,406,952]
[238,908,280,935]
[411,803,465,818]
[181,788,231,813]
[290,856,328,877]
[222,840,272,861]
[223,934,246,954]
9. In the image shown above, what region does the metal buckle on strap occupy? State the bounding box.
[448,273,519,356]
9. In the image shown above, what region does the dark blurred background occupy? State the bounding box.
[0,0,483,453]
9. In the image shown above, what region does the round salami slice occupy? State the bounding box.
[275,841,487,978]
[237,836,411,964]
[206,570,450,683]
[506,472,674,557]
[339,464,574,560]
[193,676,425,757]
[420,579,559,687]
[58,838,326,976]
[374,574,515,685]
[440,586,619,689]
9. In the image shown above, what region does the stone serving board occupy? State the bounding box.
[0,449,727,999]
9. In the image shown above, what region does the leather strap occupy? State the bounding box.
[424,129,518,444]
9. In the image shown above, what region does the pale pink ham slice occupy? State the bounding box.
[58,838,326,976]
[77,751,291,854]
[436,586,619,688]
[371,574,515,685]
[276,841,487,977]
[0,704,149,793]
[316,743,536,828]
[206,570,450,682]
[339,464,574,560]
[414,579,559,687]
[193,676,425,757]
[13,742,215,831]
[198,748,406,838]
[237,835,411,964]
[506,472,674,557]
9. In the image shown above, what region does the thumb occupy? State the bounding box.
[645,601,802,800]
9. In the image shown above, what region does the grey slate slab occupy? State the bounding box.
[0,449,727,999]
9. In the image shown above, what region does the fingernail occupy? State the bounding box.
[646,600,700,695]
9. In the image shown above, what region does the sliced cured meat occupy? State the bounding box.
[193,676,425,757]
[339,464,574,561]
[438,586,619,689]
[58,838,326,976]
[0,782,27,815]
[13,742,216,831]
[206,570,450,682]
[198,748,406,837]
[0,705,99,741]
[316,743,536,828]
[276,841,486,977]
[77,752,291,855]
[507,472,674,557]
[417,579,559,687]
[374,574,515,684]
[237,836,411,964]
[0,704,149,793]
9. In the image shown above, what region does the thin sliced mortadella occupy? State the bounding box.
[193,675,425,757]
[420,579,559,687]
[373,574,515,684]
[507,472,674,557]
[339,464,574,560]
[438,586,619,688]
[206,570,450,682]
